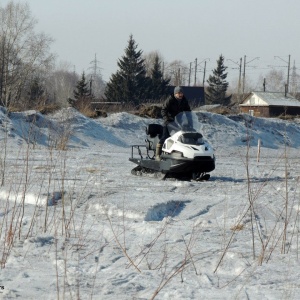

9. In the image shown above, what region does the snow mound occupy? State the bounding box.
[196,111,300,149]
[2,106,300,150]
[50,108,127,147]
[0,107,128,148]
[1,107,60,146]
[100,111,153,130]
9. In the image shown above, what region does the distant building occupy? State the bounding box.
[167,86,205,107]
[239,91,300,117]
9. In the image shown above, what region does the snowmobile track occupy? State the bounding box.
[131,165,210,182]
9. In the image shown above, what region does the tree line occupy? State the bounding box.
[1,1,298,113]
[0,1,233,112]
[0,2,105,112]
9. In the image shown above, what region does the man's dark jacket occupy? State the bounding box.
[161,94,191,124]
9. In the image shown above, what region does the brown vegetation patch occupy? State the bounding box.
[136,104,162,119]
[209,106,232,115]
[278,114,299,120]
[230,223,244,231]
[68,97,108,118]
[36,103,61,114]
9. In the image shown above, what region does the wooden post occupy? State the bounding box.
[257,139,261,162]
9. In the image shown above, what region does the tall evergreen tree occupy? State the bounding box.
[73,72,91,99]
[105,35,148,105]
[148,55,170,101]
[205,54,231,105]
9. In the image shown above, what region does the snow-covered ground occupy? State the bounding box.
[1,106,300,299]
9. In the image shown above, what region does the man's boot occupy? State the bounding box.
[155,143,162,160]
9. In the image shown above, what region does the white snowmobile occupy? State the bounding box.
[129,111,215,181]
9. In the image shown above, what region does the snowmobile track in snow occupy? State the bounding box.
[144,200,190,221]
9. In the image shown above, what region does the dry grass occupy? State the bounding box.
[7,102,61,114]
[35,103,61,114]
[278,114,299,120]
[78,105,99,118]
[230,224,245,231]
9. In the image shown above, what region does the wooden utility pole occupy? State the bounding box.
[194,58,197,86]
[243,55,246,97]
[274,54,291,93]
[202,61,206,87]
[227,57,243,102]
[238,57,242,102]
[287,54,291,93]
[242,55,259,98]
[188,62,192,86]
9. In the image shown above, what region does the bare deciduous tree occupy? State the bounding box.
[143,51,164,77]
[45,62,79,107]
[0,1,54,108]
[289,61,300,97]
[86,73,106,99]
[164,60,189,86]
[257,69,285,92]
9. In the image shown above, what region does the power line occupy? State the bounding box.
[243,55,260,96]
[193,58,209,86]
[274,55,291,92]
[227,58,242,101]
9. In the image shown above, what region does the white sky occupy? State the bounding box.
[1,0,300,87]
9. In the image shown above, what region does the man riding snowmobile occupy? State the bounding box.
[156,86,191,160]
[129,110,215,181]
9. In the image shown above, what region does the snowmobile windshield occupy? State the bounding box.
[167,111,200,136]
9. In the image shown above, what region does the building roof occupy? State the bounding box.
[240,91,300,107]
[195,104,221,111]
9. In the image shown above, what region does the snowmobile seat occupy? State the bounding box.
[146,124,163,138]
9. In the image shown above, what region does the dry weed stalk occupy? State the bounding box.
[149,227,200,300]
[106,211,141,273]
[0,108,9,186]
[214,115,297,272]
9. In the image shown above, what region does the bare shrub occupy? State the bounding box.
[137,104,162,118]
[36,103,61,114]
[68,97,99,118]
